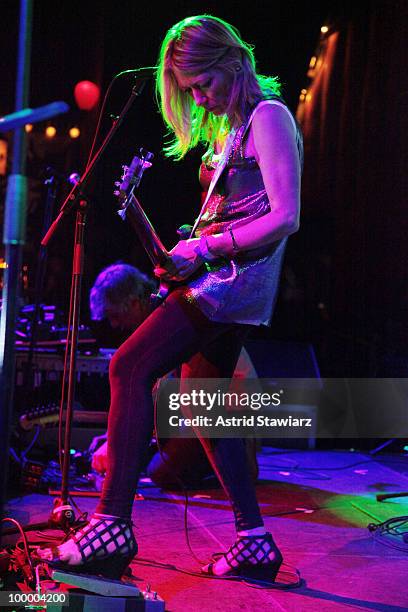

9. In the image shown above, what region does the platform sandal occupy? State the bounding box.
[37,516,137,580]
[202,532,283,584]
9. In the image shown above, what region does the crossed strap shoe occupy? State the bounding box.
[202,532,283,584]
[36,515,137,580]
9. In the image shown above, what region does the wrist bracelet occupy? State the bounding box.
[198,234,218,261]
[229,228,239,253]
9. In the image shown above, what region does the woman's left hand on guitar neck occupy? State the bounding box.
[154,238,204,282]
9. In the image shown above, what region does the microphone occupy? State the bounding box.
[115,66,157,81]
[130,66,157,79]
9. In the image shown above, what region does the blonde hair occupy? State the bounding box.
[156,15,281,159]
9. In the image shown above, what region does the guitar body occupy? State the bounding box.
[19,404,108,430]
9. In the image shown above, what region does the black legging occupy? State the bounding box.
[96,287,263,531]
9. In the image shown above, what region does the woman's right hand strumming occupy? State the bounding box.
[154,238,204,281]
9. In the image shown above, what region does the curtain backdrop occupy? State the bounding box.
[297,1,408,375]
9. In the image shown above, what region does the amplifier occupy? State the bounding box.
[15,347,115,385]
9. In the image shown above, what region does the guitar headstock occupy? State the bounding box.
[114,148,154,205]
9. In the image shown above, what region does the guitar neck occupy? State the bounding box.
[125,193,169,267]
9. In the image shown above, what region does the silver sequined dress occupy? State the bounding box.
[185,99,303,326]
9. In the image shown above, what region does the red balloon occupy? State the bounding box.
[74,81,100,110]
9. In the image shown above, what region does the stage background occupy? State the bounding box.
[1,1,407,377]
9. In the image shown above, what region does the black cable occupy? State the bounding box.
[1,517,35,578]
[21,424,41,458]
[57,67,146,477]
[153,378,206,565]
[85,75,119,171]
[133,555,301,589]
[8,424,41,469]
[152,380,303,586]
[9,446,22,465]
[58,280,74,474]
[67,495,88,524]
[367,515,408,552]
[85,69,149,171]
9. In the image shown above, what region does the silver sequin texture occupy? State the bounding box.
[184,106,296,326]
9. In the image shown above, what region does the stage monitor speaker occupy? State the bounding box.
[243,339,321,379]
[244,339,321,449]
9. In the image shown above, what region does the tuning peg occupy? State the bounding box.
[139,148,154,162]
[114,181,121,187]
[113,190,120,196]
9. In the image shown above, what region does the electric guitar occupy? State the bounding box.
[19,403,108,430]
[114,149,171,301]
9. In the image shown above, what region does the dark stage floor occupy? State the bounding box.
[4,449,408,611]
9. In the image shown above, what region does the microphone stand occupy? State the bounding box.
[2,77,149,538]
[42,77,148,531]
